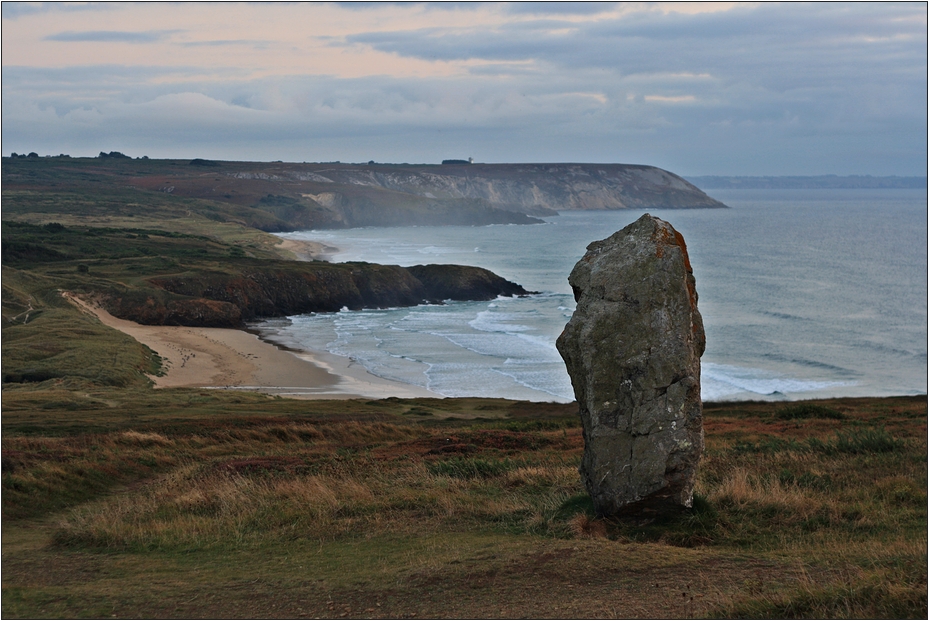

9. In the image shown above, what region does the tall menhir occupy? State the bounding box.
[556,214,705,518]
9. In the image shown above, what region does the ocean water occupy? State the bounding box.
[263,189,928,402]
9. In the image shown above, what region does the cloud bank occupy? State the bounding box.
[2,2,925,174]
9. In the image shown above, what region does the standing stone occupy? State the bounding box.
[556,214,705,518]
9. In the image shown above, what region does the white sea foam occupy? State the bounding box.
[701,362,856,401]
[468,310,531,333]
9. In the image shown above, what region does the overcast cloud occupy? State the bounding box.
[2,2,925,175]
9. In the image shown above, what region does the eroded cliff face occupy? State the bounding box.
[101,262,530,328]
[300,163,723,212]
[124,161,726,230]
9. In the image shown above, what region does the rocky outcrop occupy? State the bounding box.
[102,262,530,328]
[556,214,705,518]
[406,264,532,301]
[105,296,243,328]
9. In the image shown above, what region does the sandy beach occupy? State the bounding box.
[65,294,436,400]
[275,238,338,261]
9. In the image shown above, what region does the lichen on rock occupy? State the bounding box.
[556,213,705,518]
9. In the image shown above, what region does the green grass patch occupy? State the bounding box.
[732,426,904,456]
[775,403,845,420]
[712,579,927,619]
[426,457,515,479]
[807,427,904,455]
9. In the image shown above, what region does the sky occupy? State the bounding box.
[1,2,926,176]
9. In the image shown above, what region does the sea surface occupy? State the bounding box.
[262,189,928,402]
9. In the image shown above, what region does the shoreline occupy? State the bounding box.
[64,293,437,400]
[275,237,339,261]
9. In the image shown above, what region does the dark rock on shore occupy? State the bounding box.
[105,295,243,328]
[406,264,533,301]
[101,262,530,328]
[557,214,705,518]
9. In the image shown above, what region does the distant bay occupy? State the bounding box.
[263,188,928,402]
[687,175,927,189]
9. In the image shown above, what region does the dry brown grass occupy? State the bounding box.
[569,513,609,538]
[44,424,584,550]
[3,396,926,618]
[114,430,173,446]
[710,466,833,519]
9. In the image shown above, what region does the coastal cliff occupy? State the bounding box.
[3,157,726,231]
[197,162,727,229]
[101,262,530,329]
[285,163,725,212]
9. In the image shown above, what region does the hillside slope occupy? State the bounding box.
[290,162,726,211]
[3,157,725,231]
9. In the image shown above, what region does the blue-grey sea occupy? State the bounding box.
[264,189,928,402]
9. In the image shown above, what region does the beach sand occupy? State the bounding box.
[275,238,338,261]
[65,294,436,400]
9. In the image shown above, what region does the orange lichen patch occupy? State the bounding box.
[673,229,693,274]
[651,224,676,258]
[650,225,698,312]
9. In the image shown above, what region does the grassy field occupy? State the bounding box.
[2,392,926,619]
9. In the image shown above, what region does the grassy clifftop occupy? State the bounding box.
[2,156,544,230]
[3,156,725,232]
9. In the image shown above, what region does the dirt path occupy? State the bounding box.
[2,515,786,619]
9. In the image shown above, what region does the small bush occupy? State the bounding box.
[498,419,574,432]
[778,469,834,491]
[731,438,797,454]
[427,457,513,479]
[406,407,433,416]
[833,427,903,454]
[776,403,845,420]
[554,493,595,521]
[732,428,903,456]
[115,431,173,447]
[569,513,608,538]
